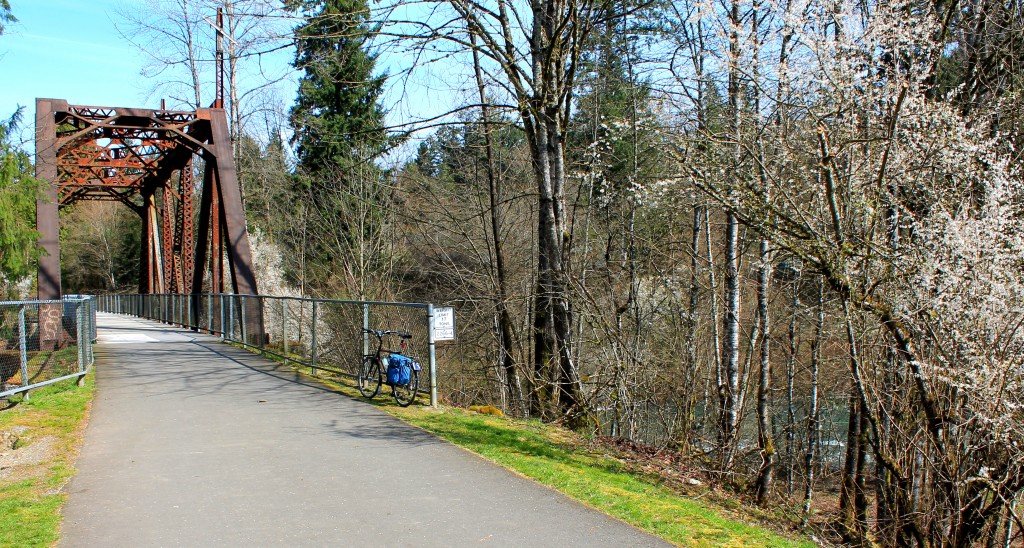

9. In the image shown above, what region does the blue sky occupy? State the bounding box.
[0,0,302,147]
[0,0,153,119]
[0,0,463,157]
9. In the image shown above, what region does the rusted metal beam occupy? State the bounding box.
[161,183,175,292]
[190,159,216,297]
[208,109,257,296]
[211,174,223,294]
[179,161,195,292]
[138,188,154,294]
[36,99,64,301]
[209,109,262,341]
[37,99,261,330]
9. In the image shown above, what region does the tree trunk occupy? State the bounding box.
[786,282,798,498]
[751,2,773,502]
[801,276,823,526]
[840,388,864,541]
[683,201,703,446]
[754,236,774,505]
[840,303,871,544]
[706,208,722,434]
[471,32,524,417]
[721,0,743,471]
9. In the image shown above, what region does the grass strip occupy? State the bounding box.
[0,372,94,548]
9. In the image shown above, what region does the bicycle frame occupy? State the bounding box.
[359,328,420,406]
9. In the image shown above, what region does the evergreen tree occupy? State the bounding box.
[0,109,40,296]
[283,0,397,297]
[287,0,388,174]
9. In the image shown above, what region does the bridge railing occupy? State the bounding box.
[0,297,96,400]
[97,293,439,407]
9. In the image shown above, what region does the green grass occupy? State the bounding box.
[0,372,94,548]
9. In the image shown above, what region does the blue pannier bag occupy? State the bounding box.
[387,354,412,385]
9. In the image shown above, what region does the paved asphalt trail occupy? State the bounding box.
[59,313,669,547]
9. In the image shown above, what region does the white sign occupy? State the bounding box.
[433,307,456,341]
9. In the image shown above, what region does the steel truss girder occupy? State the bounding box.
[35,99,260,338]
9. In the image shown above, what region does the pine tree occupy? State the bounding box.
[284,0,394,297]
[0,109,40,296]
[287,0,388,175]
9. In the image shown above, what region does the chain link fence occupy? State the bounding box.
[97,294,439,406]
[0,297,96,400]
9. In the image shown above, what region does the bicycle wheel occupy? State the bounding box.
[357,355,382,398]
[392,369,419,407]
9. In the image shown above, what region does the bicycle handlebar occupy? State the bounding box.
[363,328,412,340]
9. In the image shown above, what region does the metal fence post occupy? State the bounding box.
[362,303,370,358]
[311,300,318,375]
[427,304,438,408]
[87,298,95,365]
[282,299,289,365]
[18,306,29,401]
[219,295,225,339]
[228,296,235,341]
[77,301,86,385]
[241,297,248,345]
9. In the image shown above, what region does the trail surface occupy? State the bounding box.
[59,313,669,547]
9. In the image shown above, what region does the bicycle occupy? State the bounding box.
[357,328,421,407]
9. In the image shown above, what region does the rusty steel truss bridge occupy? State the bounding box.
[34,98,259,307]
